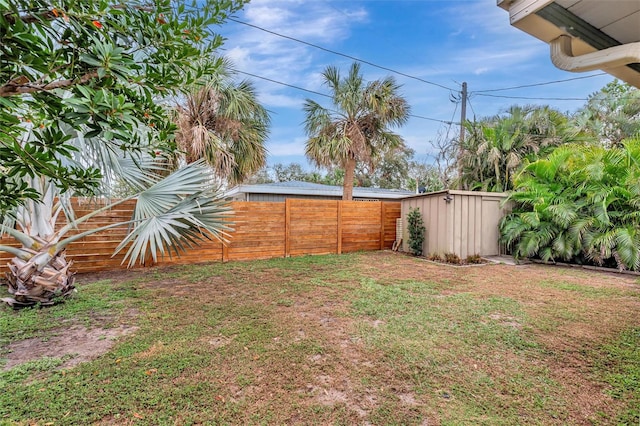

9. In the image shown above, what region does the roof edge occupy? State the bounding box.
[223,183,413,199]
[402,189,508,199]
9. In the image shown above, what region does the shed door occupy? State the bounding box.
[481,197,502,256]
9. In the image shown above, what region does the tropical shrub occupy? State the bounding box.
[407,207,426,256]
[501,138,640,270]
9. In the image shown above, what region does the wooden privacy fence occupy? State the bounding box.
[0,199,401,274]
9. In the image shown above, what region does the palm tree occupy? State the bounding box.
[174,61,270,185]
[1,163,231,307]
[303,62,410,200]
[1,109,232,307]
[457,105,584,192]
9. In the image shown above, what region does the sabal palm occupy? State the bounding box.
[303,62,410,200]
[458,105,583,192]
[175,62,270,185]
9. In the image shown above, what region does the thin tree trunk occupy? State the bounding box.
[342,157,356,200]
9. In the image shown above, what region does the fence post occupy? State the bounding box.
[337,201,343,254]
[285,198,291,257]
[380,202,386,250]
[222,241,229,263]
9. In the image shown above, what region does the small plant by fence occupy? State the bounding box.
[0,199,401,274]
[407,207,426,256]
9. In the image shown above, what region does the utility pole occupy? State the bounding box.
[459,82,467,143]
[455,82,468,190]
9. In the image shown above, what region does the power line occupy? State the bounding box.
[235,69,455,125]
[467,97,477,119]
[475,93,589,101]
[443,101,459,142]
[410,114,458,125]
[235,70,331,99]
[473,72,608,93]
[227,17,457,92]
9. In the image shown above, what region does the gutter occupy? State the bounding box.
[551,35,640,73]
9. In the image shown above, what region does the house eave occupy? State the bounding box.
[497,0,640,88]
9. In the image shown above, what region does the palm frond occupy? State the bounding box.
[114,162,233,267]
[614,226,640,270]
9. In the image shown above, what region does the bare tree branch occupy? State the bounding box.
[2,10,55,25]
[0,71,99,97]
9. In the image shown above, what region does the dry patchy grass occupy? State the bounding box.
[1,251,638,425]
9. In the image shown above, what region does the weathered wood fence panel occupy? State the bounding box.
[1,199,401,275]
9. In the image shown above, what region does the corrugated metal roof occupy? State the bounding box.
[401,189,508,199]
[224,181,414,199]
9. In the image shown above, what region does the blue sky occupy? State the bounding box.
[217,0,614,169]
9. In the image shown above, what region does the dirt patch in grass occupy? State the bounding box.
[1,252,638,425]
[3,323,137,370]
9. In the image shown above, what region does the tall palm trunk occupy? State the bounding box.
[342,157,356,200]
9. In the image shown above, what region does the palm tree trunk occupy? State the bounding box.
[4,248,75,307]
[342,157,356,200]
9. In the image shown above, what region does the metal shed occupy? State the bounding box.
[400,190,510,258]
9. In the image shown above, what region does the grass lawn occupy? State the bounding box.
[1,251,639,425]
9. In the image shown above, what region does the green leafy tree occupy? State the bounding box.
[354,145,414,189]
[174,60,270,185]
[272,163,308,182]
[575,80,640,148]
[0,0,245,306]
[303,62,410,200]
[406,160,445,193]
[0,0,246,215]
[245,166,274,184]
[319,168,345,186]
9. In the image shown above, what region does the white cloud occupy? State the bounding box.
[219,0,369,109]
[244,6,295,28]
[446,0,517,37]
[259,92,305,109]
[267,138,306,156]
